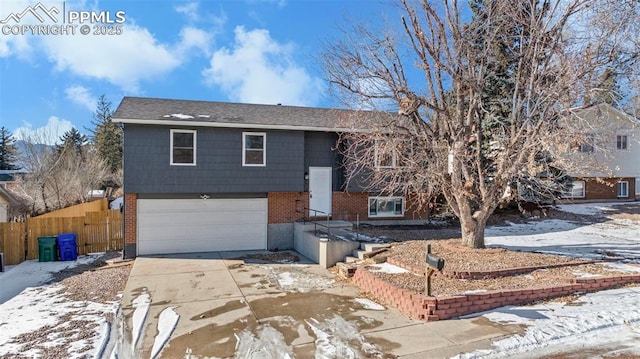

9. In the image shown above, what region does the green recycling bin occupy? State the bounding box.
[38,236,57,262]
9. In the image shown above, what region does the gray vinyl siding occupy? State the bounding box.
[123,125,304,193]
[303,132,345,191]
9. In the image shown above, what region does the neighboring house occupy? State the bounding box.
[563,103,640,201]
[0,186,20,222]
[113,97,428,259]
[0,170,24,191]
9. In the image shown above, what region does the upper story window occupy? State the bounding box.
[243,132,266,166]
[617,135,629,150]
[375,140,412,168]
[170,129,196,166]
[578,134,595,153]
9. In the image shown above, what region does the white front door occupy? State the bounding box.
[309,167,332,217]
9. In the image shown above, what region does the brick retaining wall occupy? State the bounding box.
[352,266,640,321]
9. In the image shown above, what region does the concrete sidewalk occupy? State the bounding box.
[118,251,523,358]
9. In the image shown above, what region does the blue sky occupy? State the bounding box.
[0,0,398,144]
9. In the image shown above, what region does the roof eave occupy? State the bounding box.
[111,118,373,133]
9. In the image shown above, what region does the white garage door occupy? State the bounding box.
[137,198,267,255]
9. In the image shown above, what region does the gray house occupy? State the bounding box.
[113,97,428,259]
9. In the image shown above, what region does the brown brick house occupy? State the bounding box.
[561,104,640,202]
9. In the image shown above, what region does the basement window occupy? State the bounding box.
[566,181,585,198]
[369,196,404,217]
[617,181,629,198]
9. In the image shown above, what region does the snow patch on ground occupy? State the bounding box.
[0,285,114,358]
[306,315,383,358]
[269,268,335,293]
[464,289,489,295]
[0,254,101,304]
[486,215,640,264]
[353,298,385,311]
[235,324,294,359]
[555,202,630,216]
[150,307,179,359]
[457,287,640,358]
[367,262,409,274]
[131,291,150,349]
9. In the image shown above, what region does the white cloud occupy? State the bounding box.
[14,116,75,145]
[202,26,323,106]
[65,85,97,112]
[174,26,211,56]
[1,1,216,93]
[175,2,200,22]
[246,0,287,9]
[41,24,180,93]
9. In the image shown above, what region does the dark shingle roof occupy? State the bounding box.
[112,97,395,131]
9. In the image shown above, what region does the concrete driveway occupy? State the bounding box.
[117,250,522,358]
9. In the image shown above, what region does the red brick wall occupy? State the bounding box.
[268,191,432,224]
[332,192,369,221]
[268,192,307,224]
[124,193,137,245]
[577,177,636,200]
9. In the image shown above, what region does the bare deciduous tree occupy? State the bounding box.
[12,129,109,215]
[323,0,640,247]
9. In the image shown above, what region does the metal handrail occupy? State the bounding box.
[295,200,331,235]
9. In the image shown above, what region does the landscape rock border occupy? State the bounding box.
[386,256,602,279]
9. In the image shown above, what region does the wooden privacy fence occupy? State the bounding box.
[36,198,108,218]
[0,222,26,266]
[0,209,123,266]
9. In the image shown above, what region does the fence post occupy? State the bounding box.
[106,214,110,251]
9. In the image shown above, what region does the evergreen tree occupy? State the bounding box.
[89,95,122,174]
[467,0,569,203]
[0,126,20,170]
[57,127,88,156]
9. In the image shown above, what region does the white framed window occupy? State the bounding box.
[170,129,196,166]
[564,180,585,198]
[243,132,266,166]
[616,135,629,150]
[374,140,412,168]
[617,181,629,198]
[368,196,404,217]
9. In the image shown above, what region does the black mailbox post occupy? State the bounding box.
[425,244,445,296]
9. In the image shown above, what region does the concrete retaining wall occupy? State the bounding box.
[267,223,294,250]
[293,222,360,268]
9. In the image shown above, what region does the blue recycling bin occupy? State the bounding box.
[56,233,78,261]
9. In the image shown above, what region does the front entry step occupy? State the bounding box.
[360,243,391,252]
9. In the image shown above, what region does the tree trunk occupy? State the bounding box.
[460,215,486,248]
